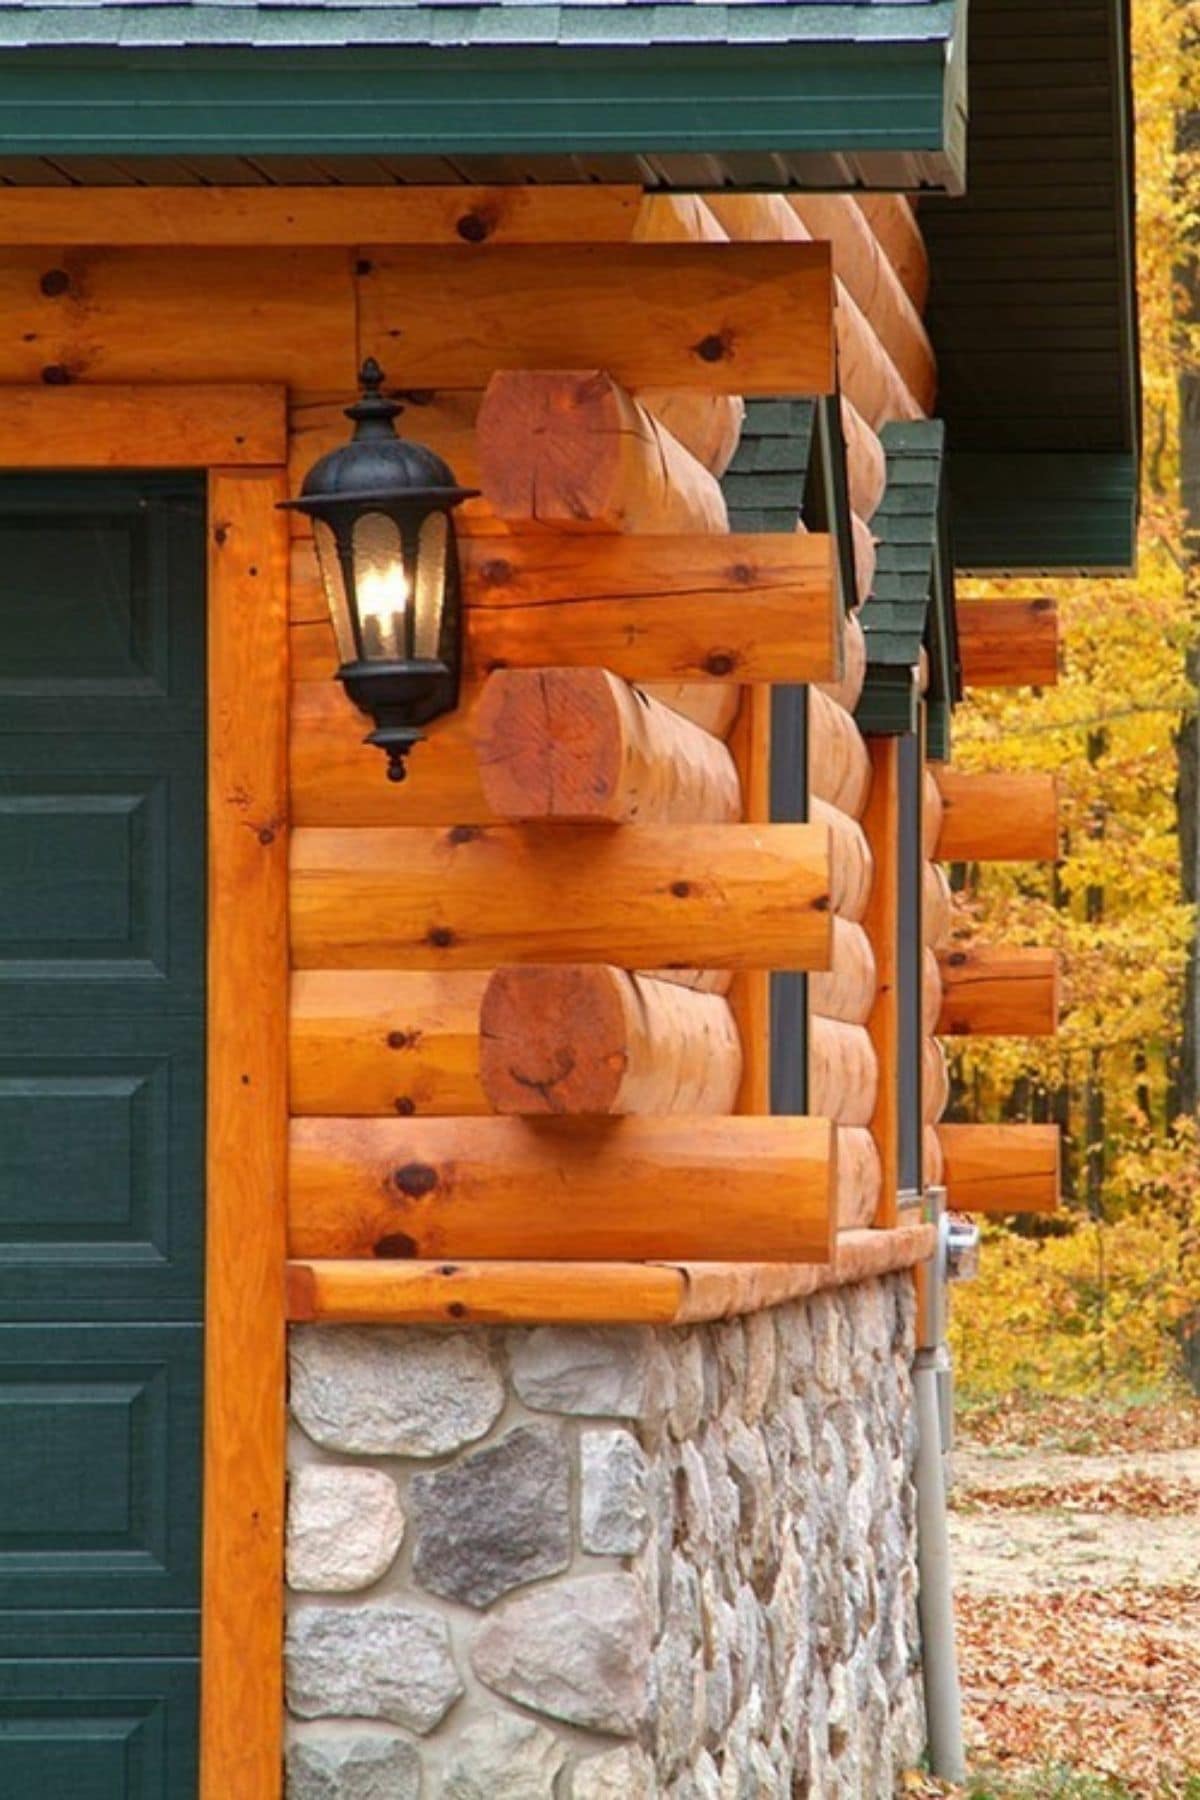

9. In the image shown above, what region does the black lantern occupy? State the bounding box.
[283,358,478,781]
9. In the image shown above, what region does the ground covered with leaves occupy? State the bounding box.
[903,1393,1200,1799]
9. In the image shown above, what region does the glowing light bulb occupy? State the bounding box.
[357,557,410,659]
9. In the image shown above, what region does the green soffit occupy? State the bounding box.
[0,1,965,186]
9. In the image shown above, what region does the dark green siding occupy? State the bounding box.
[0,476,205,1796]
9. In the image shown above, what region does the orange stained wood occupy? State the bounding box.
[289,820,833,973]
[937,945,1061,1037]
[933,768,1059,862]
[0,247,357,388]
[956,597,1060,689]
[288,530,842,686]
[357,242,836,394]
[203,466,290,1800]
[291,969,490,1116]
[0,382,286,467]
[937,1123,1061,1214]
[0,184,642,245]
[862,736,901,1226]
[726,680,772,1112]
[284,1221,937,1327]
[288,1114,838,1264]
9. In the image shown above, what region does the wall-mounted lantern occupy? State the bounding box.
[283,357,478,782]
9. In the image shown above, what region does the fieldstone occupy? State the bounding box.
[472,1573,652,1734]
[287,1466,405,1593]
[569,1744,657,1799]
[290,1327,503,1457]
[286,1735,420,1800]
[286,1602,462,1733]
[668,1332,706,1440]
[742,1309,777,1424]
[442,1711,565,1798]
[410,1424,570,1609]
[580,1427,650,1555]
[678,1441,713,1552]
[510,1326,666,1419]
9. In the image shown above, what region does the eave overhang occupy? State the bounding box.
[922,0,1140,574]
[0,8,966,190]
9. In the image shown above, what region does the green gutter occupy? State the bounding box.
[0,44,954,164]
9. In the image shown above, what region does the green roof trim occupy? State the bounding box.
[947,450,1139,576]
[0,5,965,186]
[857,419,961,755]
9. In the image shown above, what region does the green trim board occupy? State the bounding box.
[947,450,1139,576]
[0,8,965,187]
[722,395,856,610]
[856,419,961,758]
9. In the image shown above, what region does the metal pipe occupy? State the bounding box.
[913,1341,967,1782]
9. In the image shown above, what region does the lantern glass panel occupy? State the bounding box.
[313,519,358,666]
[352,510,409,661]
[413,511,449,661]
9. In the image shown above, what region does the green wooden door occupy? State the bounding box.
[0,475,206,1796]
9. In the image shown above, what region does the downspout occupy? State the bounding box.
[912,1186,974,1783]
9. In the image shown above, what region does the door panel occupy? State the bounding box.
[0,475,206,1794]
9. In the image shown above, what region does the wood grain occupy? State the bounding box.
[479,964,742,1115]
[290,821,833,973]
[957,597,1059,689]
[937,945,1061,1036]
[291,969,488,1116]
[934,769,1060,862]
[937,1123,1061,1214]
[357,242,835,394]
[288,1114,837,1263]
[202,467,289,1800]
[286,1257,686,1324]
[863,736,901,1227]
[0,382,286,467]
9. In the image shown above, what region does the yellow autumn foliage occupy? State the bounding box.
[947,0,1200,1398]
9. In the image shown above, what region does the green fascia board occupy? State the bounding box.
[0,42,956,162]
[857,666,919,737]
[927,700,951,763]
[947,449,1138,574]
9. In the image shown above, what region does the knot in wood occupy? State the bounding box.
[374,1231,419,1259]
[39,268,71,298]
[393,1162,438,1198]
[694,331,731,364]
[456,211,491,243]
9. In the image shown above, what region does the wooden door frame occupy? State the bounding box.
[0,384,291,1800]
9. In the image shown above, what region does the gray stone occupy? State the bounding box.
[510,1326,665,1419]
[472,1573,651,1734]
[290,1327,503,1457]
[442,1711,565,1798]
[742,1309,777,1425]
[569,1744,657,1799]
[286,1602,462,1733]
[668,1333,706,1440]
[410,1424,569,1609]
[286,1735,420,1800]
[580,1428,650,1556]
[287,1466,405,1593]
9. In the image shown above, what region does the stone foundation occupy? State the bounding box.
[284,1273,925,1797]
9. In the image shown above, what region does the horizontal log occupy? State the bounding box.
[286,1258,687,1325]
[474,668,742,826]
[937,1123,1060,1214]
[817,610,868,715]
[291,970,488,1116]
[809,687,872,818]
[382,531,835,686]
[937,945,1061,1037]
[856,196,930,312]
[851,513,877,608]
[632,193,726,245]
[284,1221,937,1326]
[358,242,835,394]
[810,919,876,1025]
[289,679,741,828]
[0,248,356,388]
[811,798,873,923]
[924,1124,944,1187]
[923,947,942,1035]
[636,391,746,478]
[477,369,727,533]
[810,1017,877,1127]
[934,770,1059,862]
[841,399,887,523]
[923,1036,950,1124]
[479,964,741,1115]
[0,382,285,467]
[924,861,954,952]
[957,597,1060,689]
[639,685,742,739]
[701,195,919,427]
[288,1115,837,1262]
[290,822,833,972]
[923,768,943,861]
[836,1126,883,1228]
[789,194,937,412]
[0,184,643,246]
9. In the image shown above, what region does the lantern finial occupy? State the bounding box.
[345,357,404,438]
